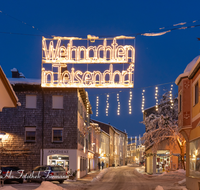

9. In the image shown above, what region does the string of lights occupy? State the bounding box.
[155,86,158,111]
[170,84,174,109]
[106,94,109,116]
[117,93,120,115]
[141,89,145,113]
[129,90,132,114]
[96,96,99,117]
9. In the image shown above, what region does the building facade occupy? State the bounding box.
[91,120,127,167]
[175,55,200,190]
[114,127,127,166]
[0,72,92,179]
[99,129,110,168]
[88,122,100,172]
[127,142,136,164]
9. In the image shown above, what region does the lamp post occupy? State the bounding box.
[0,132,5,140]
[0,132,5,165]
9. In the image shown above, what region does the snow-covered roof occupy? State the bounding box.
[175,55,200,85]
[8,78,41,85]
[184,55,200,73]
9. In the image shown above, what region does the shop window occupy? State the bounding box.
[25,127,36,142]
[52,95,63,109]
[52,128,63,142]
[189,138,200,178]
[26,95,37,108]
[195,82,199,105]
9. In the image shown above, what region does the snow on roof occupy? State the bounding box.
[184,55,200,73]
[19,72,25,77]
[10,68,18,72]
[8,78,41,85]
[176,55,200,84]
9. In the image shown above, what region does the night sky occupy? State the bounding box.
[1,0,200,137]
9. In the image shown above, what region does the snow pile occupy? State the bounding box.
[0,186,18,190]
[34,181,65,190]
[178,178,186,185]
[157,169,186,179]
[155,186,164,190]
[91,168,110,183]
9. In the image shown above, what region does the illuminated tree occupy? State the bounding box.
[142,91,186,169]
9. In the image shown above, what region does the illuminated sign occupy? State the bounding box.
[41,35,135,88]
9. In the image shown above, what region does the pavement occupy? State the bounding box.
[78,170,101,182]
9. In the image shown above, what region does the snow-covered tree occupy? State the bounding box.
[142,91,186,169]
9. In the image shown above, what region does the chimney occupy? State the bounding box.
[11,68,20,78]
[11,68,25,78]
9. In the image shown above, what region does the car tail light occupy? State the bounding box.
[2,171,9,174]
[49,172,54,176]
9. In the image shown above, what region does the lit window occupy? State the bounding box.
[52,128,63,142]
[26,95,37,108]
[25,127,36,142]
[195,82,199,105]
[52,95,63,109]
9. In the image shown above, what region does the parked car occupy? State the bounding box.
[27,165,67,183]
[0,166,23,183]
[139,161,145,166]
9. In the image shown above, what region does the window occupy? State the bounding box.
[179,94,182,112]
[52,128,63,142]
[25,127,36,142]
[52,95,63,109]
[26,95,37,108]
[195,82,199,105]
[189,138,200,178]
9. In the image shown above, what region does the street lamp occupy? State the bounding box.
[0,132,5,141]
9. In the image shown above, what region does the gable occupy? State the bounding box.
[0,67,18,111]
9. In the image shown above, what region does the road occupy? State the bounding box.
[85,166,183,190]
[2,166,185,190]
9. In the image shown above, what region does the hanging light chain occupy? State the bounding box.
[106,94,110,116]
[129,90,132,114]
[117,93,120,115]
[170,84,173,109]
[96,96,99,117]
[155,87,158,111]
[141,89,145,113]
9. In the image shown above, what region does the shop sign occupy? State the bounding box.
[41,36,135,88]
[48,149,68,154]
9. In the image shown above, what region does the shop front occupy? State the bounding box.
[47,155,69,171]
[189,138,200,178]
[156,150,171,173]
[41,149,77,176]
[99,154,109,168]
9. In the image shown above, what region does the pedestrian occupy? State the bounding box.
[98,162,101,170]
[102,161,104,170]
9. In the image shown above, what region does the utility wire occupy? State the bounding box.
[0,10,51,36]
[88,81,174,97]
[0,12,200,38]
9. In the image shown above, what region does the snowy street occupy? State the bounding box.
[1,165,187,190]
